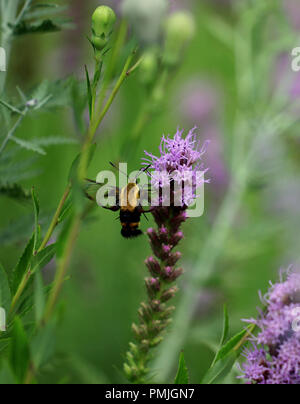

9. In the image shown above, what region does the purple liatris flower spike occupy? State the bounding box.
[123,128,208,383]
[143,127,209,207]
[239,268,300,385]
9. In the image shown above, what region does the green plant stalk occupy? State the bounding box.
[152,162,249,381]
[0,0,28,94]
[38,184,72,252]
[44,50,141,324]
[93,19,128,116]
[9,184,72,315]
[43,215,80,322]
[151,9,257,379]
[0,109,27,155]
[78,49,138,182]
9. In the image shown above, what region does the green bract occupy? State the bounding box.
[139,48,159,86]
[163,11,196,67]
[91,6,116,51]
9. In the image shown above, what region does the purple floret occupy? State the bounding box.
[239,269,300,384]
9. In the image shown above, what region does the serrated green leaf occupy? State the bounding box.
[0,263,11,313]
[174,352,189,384]
[32,136,78,146]
[0,183,31,201]
[24,4,68,21]
[11,235,35,295]
[9,317,30,383]
[12,19,71,36]
[10,136,46,155]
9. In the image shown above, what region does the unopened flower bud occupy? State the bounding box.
[160,305,176,320]
[171,231,184,247]
[140,339,150,352]
[91,6,116,51]
[145,277,160,296]
[121,0,168,44]
[161,286,179,302]
[129,342,139,356]
[150,299,162,312]
[139,48,159,86]
[166,251,182,266]
[124,363,133,379]
[145,256,161,276]
[150,336,164,348]
[132,323,148,340]
[163,11,196,67]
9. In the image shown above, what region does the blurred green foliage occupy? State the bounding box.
[0,0,300,384]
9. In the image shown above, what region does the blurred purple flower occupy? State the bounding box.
[240,268,300,385]
[284,0,300,31]
[177,79,219,124]
[174,79,229,193]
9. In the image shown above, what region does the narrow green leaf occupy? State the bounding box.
[11,136,47,155]
[31,188,40,251]
[214,329,248,364]
[211,305,230,368]
[0,263,11,312]
[85,65,93,119]
[174,352,189,384]
[0,360,17,384]
[34,272,45,324]
[0,99,24,115]
[9,317,30,383]
[201,354,237,385]
[31,322,56,370]
[30,244,56,276]
[221,305,230,346]
[11,235,35,295]
[32,136,78,146]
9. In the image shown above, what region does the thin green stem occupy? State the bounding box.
[0,0,21,94]
[43,215,80,323]
[43,48,141,326]
[9,266,32,315]
[78,49,138,182]
[0,107,28,155]
[8,184,71,315]
[38,184,71,252]
[91,49,137,137]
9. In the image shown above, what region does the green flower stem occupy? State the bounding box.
[78,49,138,182]
[9,184,71,315]
[94,20,128,115]
[0,107,28,155]
[38,184,72,252]
[9,267,32,315]
[43,215,81,323]
[44,49,141,325]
